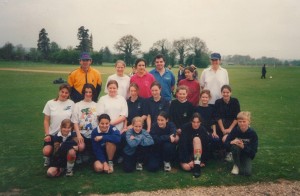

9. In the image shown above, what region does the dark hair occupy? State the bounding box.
[134,58,147,68]
[184,66,194,73]
[151,81,162,89]
[158,111,169,120]
[107,79,119,88]
[191,112,202,123]
[81,83,96,95]
[97,114,111,122]
[200,89,211,98]
[176,85,189,94]
[55,83,71,101]
[221,84,232,92]
[154,54,165,62]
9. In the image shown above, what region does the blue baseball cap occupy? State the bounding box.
[211,53,221,60]
[79,52,92,60]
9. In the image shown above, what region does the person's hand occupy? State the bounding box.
[77,134,84,144]
[103,162,109,173]
[212,132,219,138]
[130,135,135,140]
[224,128,232,134]
[170,134,176,143]
[44,135,51,142]
[188,161,194,168]
[176,129,182,135]
[95,136,103,142]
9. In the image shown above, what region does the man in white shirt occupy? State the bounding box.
[200,53,229,105]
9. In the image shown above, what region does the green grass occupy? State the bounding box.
[0,63,300,195]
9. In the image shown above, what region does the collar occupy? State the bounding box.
[97,126,109,134]
[208,65,222,71]
[57,131,71,138]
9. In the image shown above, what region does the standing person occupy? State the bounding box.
[91,114,121,174]
[177,64,185,85]
[225,111,258,176]
[130,58,155,98]
[104,60,130,99]
[178,113,210,178]
[200,52,229,105]
[42,84,74,167]
[215,85,240,161]
[125,83,148,131]
[46,119,78,177]
[68,52,102,103]
[123,117,154,172]
[146,81,170,131]
[97,80,128,132]
[148,111,178,172]
[261,64,267,79]
[169,85,194,134]
[191,64,198,80]
[72,83,98,162]
[150,54,175,102]
[178,66,200,107]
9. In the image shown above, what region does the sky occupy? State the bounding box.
[0,0,299,60]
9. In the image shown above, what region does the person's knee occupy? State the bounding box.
[47,167,58,177]
[181,163,192,171]
[43,146,53,156]
[94,161,103,173]
[78,143,85,152]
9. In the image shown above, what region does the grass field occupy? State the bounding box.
[0,61,300,195]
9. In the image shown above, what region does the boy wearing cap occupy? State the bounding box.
[68,52,102,103]
[200,53,229,105]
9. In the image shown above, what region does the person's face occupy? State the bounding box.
[99,118,110,132]
[58,88,70,101]
[238,118,250,132]
[151,85,161,98]
[221,88,231,102]
[211,59,220,67]
[129,86,138,98]
[200,93,210,105]
[80,59,92,71]
[84,88,93,101]
[157,115,167,128]
[184,70,193,80]
[61,124,72,136]
[155,58,165,71]
[133,121,143,133]
[115,63,125,76]
[177,89,188,102]
[108,83,118,97]
[136,61,146,74]
[191,117,201,129]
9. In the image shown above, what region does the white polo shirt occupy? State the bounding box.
[200,66,229,104]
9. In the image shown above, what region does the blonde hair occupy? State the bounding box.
[176,85,189,94]
[132,116,143,125]
[115,60,126,67]
[237,111,251,122]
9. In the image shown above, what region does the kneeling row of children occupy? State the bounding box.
[45,111,258,178]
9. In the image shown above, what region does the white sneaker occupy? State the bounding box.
[108,161,114,173]
[164,161,171,172]
[225,152,233,162]
[44,157,50,167]
[65,169,73,176]
[136,162,143,171]
[231,164,239,175]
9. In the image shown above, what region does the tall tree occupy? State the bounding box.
[187,37,208,67]
[151,39,171,65]
[37,28,50,59]
[173,38,189,65]
[114,35,141,65]
[0,42,14,60]
[76,26,91,52]
[89,34,93,52]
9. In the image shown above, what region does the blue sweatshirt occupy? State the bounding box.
[91,125,121,162]
[123,129,154,155]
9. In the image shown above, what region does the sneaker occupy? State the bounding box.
[65,169,73,176]
[164,161,171,172]
[231,164,239,175]
[76,155,83,164]
[193,164,201,178]
[136,162,143,171]
[44,157,50,167]
[225,152,233,162]
[108,161,114,173]
[117,156,124,164]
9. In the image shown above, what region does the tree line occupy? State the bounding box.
[0,26,299,67]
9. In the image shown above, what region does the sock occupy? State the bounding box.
[67,162,74,171]
[194,149,202,164]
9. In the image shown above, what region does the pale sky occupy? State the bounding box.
[0,0,299,59]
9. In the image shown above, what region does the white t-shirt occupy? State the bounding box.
[200,66,229,104]
[96,95,128,131]
[104,74,130,99]
[43,99,74,135]
[72,100,98,139]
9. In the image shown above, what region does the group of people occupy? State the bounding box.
[42,52,258,178]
